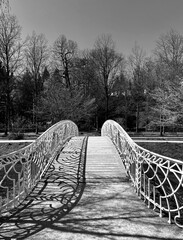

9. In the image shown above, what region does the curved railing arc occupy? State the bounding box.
[0,120,79,216]
[102,120,183,228]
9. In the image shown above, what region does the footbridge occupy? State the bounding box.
[0,120,183,239]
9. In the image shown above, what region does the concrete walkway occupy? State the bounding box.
[26,136,183,240]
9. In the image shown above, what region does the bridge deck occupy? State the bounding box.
[86,136,127,182]
[1,136,183,239]
[27,137,183,239]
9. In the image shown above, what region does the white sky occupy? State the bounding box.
[9,0,183,56]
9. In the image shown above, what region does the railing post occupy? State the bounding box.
[135,151,142,197]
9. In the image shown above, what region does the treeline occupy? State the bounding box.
[0,12,183,136]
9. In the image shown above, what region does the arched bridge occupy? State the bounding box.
[0,120,183,239]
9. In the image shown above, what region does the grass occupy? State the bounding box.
[0,142,30,156]
[138,142,183,161]
[0,139,183,161]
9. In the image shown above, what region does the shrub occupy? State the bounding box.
[8,132,24,140]
[9,117,26,140]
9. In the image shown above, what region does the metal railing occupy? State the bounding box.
[101,120,183,228]
[0,120,78,216]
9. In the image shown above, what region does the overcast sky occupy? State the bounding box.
[9,0,183,56]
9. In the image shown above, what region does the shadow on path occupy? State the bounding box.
[0,138,86,239]
[41,181,183,240]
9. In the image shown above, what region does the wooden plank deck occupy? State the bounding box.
[86,136,127,182]
[1,136,183,239]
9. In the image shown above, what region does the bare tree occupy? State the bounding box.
[128,42,147,132]
[129,42,146,72]
[0,13,23,135]
[91,34,124,119]
[0,0,9,12]
[152,29,183,133]
[53,35,78,88]
[25,31,49,133]
[154,29,183,79]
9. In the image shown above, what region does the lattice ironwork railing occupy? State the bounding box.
[0,120,78,216]
[101,120,183,228]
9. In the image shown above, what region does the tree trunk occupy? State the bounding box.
[34,77,39,135]
[160,113,163,136]
[4,102,8,135]
[124,90,128,129]
[104,78,109,120]
[106,94,109,120]
[35,105,38,135]
[5,74,10,135]
[145,94,149,131]
[136,103,139,133]
[95,115,98,131]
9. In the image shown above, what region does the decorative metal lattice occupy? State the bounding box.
[0,120,78,216]
[101,120,183,228]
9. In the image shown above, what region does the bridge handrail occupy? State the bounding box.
[101,120,183,228]
[0,120,79,215]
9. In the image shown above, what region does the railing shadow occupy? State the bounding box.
[0,143,86,239]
